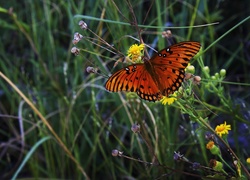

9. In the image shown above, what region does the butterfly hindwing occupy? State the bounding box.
[154,66,186,96]
[136,67,162,101]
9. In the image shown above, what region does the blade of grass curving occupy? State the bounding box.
[12,136,51,179]
[74,15,219,29]
[186,0,200,40]
[202,16,250,54]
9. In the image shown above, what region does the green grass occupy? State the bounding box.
[1,0,250,179]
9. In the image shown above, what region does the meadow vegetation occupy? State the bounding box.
[0,0,250,179]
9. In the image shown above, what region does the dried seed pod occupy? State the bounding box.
[79,20,88,29]
[193,76,201,85]
[185,73,193,80]
[86,66,97,74]
[71,47,80,56]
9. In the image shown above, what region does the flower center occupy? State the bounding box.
[217,126,225,132]
[130,48,139,55]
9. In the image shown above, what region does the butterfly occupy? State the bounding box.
[105,41,201,102]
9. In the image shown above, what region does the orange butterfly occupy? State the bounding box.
[105,41,201,102]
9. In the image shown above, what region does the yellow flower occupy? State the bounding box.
[127,44,144,62]
[247,158,250,164]
[160,92,177,105]
[215,121,231,137]
[206,141,214,150]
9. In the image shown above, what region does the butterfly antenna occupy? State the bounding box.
[126,0,143,43]
[125,0,152,60]
[142,0,156,25]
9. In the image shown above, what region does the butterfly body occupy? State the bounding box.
[105,41,201,102]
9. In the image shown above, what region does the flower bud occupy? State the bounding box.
[247,158,250,164]
[86,66,97,74]
[206,141,214,149]
[112,149,119,156]
[185,73,193,80]
[214,72,219,78]
[79,20,87,29]
[193,76,201,85]
[71,47,80,56]
[203,66,210,74]
[220,69,226,77]
[209,159,223,172]
[74,32,83,41]
[186,65,195,74]
[112,149,123,157]
[210,145,221,156]
[206,141,221,156]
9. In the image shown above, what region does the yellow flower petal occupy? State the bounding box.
[206,141,214,150]
[215,121,231,137]
[247,158,250,164]
[127,44,144,63]
[160,92,177,105]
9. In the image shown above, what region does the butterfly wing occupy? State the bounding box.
[105,64,162,101]
[149,41,201,96]
[105,41,201,101]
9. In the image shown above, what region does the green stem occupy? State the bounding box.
[218,154,235,174]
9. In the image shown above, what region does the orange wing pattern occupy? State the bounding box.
[105,41,201,102]
[105,64,162,101]
[151,41,201,96]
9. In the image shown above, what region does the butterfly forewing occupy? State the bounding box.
[151,42,201,67]
[105,64,142,92]
[150,41,201,96]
